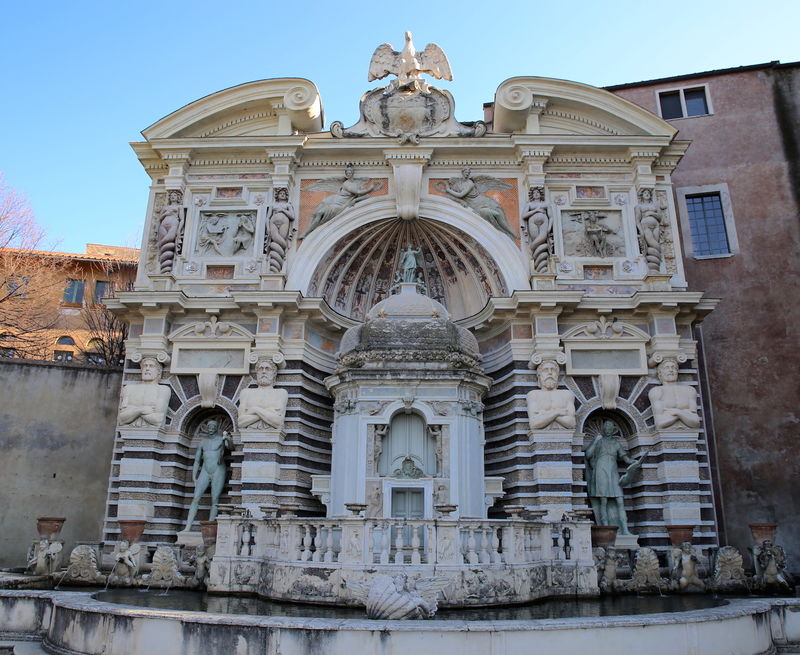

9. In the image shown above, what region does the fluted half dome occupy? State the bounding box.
[307,218,508,321]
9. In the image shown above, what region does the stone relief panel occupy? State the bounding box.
[562,210,624,258]
[195,210,256,257]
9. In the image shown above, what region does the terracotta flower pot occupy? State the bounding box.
[591,525,619,548]
[666,525,695,547]
[748,522,777,544]
[118,519,147,543]
[200,521,218,547]
[36,517,66,540]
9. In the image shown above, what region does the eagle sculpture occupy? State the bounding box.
[368,31,452,92]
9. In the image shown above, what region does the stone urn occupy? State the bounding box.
[200,521,218,547]
[748,522,777,544]
[666,525,695,547]
[591,525,619,548]
[36,517,66,540]
[118,519,147,543]
[434,504,458,518]
[345,503,367,517]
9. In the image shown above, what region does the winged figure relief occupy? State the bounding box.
[303,165,383,237]
[347,573,451,619]
[368,31,453,92]
[436,167,516,239]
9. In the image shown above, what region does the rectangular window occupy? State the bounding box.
[685,193,730,256]
[94,280,110,303]
[658,86,711,119]
[53,350,74,362]
[63,279,85,304]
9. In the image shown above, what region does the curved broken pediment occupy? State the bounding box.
[142,78,323,139]
[493,77,676,137]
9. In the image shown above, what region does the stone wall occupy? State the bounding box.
[0,359,121,567]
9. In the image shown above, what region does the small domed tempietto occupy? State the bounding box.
[331,32,486,143]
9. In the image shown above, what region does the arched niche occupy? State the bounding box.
[581,408,635,443]
[306,217,510,321]
[181,405,235,442]
[378,412,437,478]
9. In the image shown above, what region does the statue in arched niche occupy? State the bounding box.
[182,418,233,531]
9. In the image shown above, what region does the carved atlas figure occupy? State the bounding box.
[368,31,452,92]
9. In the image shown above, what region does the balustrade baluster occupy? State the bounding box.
[312,524,324,562]
[466,526,478,565]
[479,525,491,563]
[411,523,422,565]
[490,525,502,564]
[324,523,335,562]
[301,524,313,562]
[380,522,391,564]
[367,523,376,564]
[394,521,405,564]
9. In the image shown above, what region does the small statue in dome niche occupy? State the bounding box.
[521,186,552,273]
[303,164,383,236]
[648,358,700,430]
[436,167,516,239]
[398,243,423,282]
[585,419,646,534]
[264,187,296,273]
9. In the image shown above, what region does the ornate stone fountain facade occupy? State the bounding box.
[99,33,722,608]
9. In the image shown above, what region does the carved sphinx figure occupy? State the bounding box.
[156,189,185,273]
[237,358,288,431]
[303,165,383,237]
[648,359,700,430]
[118,357,171,428]
[526,360,576,431]
[521,186,552,273]
[182,419,233,531]
[635,188,667,272]
[264,187,296,273]
[436,167,516,239]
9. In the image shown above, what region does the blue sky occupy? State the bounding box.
[2,0,798,254]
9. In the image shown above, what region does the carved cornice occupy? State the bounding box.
[541,109,619,135]
[198,111,277,138]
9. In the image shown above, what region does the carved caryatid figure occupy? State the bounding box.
[368,31,453,92]
[436,167,516,239]
[635,188,668,272]
[156,190,185,273]
[118,357,171,428]
[585,419,645,535]
[648,359,700,430]
[265,187,296,273]
[303,165,383,237]
[526,360,576,431]
[521,186,552,273]
[237,358,288,431]
[182,419,233,531]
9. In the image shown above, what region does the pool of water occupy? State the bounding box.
[93,589,728,621]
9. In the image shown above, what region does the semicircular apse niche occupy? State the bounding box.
[306,218,509,321]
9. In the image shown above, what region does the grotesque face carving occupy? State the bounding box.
[140,358,161,382]
[536,361,560,391]
[657,359,679,384]
[255,359,278,387]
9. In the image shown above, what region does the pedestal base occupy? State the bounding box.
[176,531,203,548]
[615,534,640,550]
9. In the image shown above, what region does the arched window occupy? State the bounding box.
[56,336,76,346]
[87,338,104,350]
